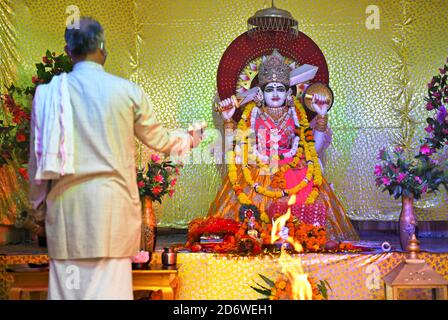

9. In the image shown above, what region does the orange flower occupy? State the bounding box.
[236,230,245,237]
[277,280,287,290]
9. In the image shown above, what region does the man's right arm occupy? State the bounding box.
[132,85,194,156]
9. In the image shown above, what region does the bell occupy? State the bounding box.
[247,1,299,38]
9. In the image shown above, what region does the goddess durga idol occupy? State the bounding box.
[208,50,358,241]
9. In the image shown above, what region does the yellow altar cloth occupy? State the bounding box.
[2,248,448,300]
[152,252,448,300]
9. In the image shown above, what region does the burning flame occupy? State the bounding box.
[270,194,313,300]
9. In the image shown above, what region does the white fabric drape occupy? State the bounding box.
[48,258,133,300]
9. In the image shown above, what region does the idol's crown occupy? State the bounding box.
[258,49,290,87]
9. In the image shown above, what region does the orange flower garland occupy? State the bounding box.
[228,98,323,206]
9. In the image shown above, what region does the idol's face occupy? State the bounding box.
[263,82,287,108]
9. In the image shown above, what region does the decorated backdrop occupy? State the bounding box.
[1,0,447,227]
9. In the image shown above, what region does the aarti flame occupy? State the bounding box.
[270,194,313,300]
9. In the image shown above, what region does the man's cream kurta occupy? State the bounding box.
[29,61,189,260]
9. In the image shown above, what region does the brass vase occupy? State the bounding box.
[398,195,417,251]
[0,164,29,224]
[141,196,157,260]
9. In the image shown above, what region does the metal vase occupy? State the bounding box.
[141,196,157,260]
[399,195,417,251]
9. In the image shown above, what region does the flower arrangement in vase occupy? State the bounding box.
[375,58,448,250]
[136,154,182,203]
[134,154,182,267]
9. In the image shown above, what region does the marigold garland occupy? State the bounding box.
[184,214,364,255]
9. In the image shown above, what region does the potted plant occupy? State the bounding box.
[0,50,72,244]
[374,146,447,249]
[375,58,448,250]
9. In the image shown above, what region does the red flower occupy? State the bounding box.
[190,244,202,252]
[191,217,241,238]
[154,174,164,183]
[32,76,40,84]
[13,115,22,124]
[169,189,175,197]
[151,185,163,195]
[170,178,177,186]
[137,181,145,188]
[13,109,29,124]
[151,154,161,163]
[18,167,29,180]
[16,133,26,142]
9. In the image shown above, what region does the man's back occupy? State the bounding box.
[45,61,144,260]
[66,61,137,179]
[28,17,198,300]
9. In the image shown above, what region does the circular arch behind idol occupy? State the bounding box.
[216,30,329,122]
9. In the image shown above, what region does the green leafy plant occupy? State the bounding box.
[0,88,31,169]
[375,58,448,200]
[424,58,448,149]
[374,146,447,200]
[0,50,72,171]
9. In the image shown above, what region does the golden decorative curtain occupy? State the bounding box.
[1,0,447,227]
